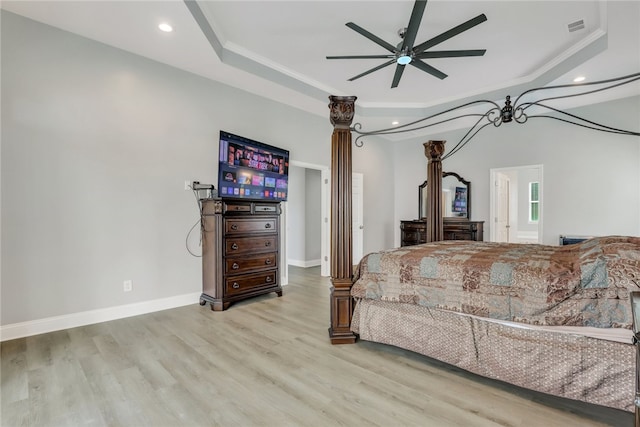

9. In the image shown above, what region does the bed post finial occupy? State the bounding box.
[424,140,446,242]
[328,95,358,345]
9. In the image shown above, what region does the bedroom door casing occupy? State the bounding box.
[285,160,330,277]
[490,165,543,244]
[495,173,511,242]
[352,173,364,265]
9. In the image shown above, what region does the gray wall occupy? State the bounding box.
[353,137,395,254]
[1,12,394,325]
[393,95,640,245]
[8,9,634,327]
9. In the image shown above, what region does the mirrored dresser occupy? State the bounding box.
[401,171,484,246]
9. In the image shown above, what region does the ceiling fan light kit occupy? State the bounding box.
[397,54,412,65]
[326,0,487,88]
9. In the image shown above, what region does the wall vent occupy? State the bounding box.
[567,19,585,33]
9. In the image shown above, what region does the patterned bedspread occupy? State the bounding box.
[351,236,640,328]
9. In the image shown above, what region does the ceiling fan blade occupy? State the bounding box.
[348,59,396,81]
[391,64,406,88]
[413,14,488,53]
[402,0,428,50]
[345,22,396,53]
[326,54,395,60]
[410,59,447,79]
[416,49,486,58]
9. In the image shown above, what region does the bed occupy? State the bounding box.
[325,95,640,414]
[350,236,640,411]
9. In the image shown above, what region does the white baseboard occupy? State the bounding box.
[0,292,201,342]
[288,258,321,268]
[516,230,539,244]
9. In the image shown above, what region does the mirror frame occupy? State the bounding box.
[419,171,471,220]
[418,180,428,219]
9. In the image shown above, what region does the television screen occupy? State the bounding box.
[217,131,289,201]
[453,186,467,214]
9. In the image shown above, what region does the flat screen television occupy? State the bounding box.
[217,130,289,201]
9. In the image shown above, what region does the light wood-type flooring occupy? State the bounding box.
[1,266,633,426]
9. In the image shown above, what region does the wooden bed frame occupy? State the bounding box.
[327,95,447,344]
[326,96,639,420]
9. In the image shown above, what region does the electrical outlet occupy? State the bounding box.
[184,180,191,191]
[123,280,132,292]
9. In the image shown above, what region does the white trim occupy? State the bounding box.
[280,202,289,286]
[287,258,321,268]
[288,160,330,277]
[516,230,539,244]
[320,169,330,277]
[490,165,543,244]
[0,292,201,342]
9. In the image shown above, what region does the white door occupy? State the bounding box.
[352,173,364,265]
[495,173,510,242]
[320,169,330,276]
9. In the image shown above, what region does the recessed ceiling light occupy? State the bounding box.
[573,76,586,83]
[158,23,173,33]
[392,121,399,125]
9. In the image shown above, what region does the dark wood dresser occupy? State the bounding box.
[200,198,282,311]
[400,219,484,246]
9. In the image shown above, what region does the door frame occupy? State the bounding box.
[489,164,543,244]
[285,160,331,278]
[352,172,364,265]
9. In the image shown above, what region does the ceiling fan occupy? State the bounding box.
[326,0,488,88]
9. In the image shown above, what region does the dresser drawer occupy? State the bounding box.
[225,218,278,235]
[444,223,478,232]
[225,252,277,274]
[223,202,252,213]
[401,222,426,231]
[225,236,277,255]
[444,231,473,240]
[254,204,279,214]
[402,231,426,244]
[225,271,277,296]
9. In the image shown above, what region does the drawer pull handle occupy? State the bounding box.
[232,263,239,270]
[231,243,238,250]
[265,259,272,265]
[266,277,272,283]
[265,223,272,229]
[265,241,271,247]
[231,224,238,230]
[232,282,240,289]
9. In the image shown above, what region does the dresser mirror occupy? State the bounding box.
[419,172,471,220]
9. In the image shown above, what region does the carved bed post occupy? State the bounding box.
[328,95,358,344]
[424,141,446,242]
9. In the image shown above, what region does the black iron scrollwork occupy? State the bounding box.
[350,72,640,158]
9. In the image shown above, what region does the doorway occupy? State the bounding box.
[284,162,329,281]
[284,162,364,279]
[490,165,543,243]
